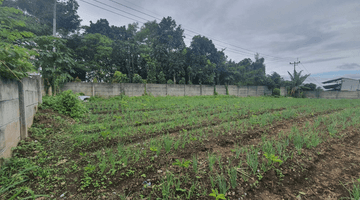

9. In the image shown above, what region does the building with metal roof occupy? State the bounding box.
[322,78,360,91]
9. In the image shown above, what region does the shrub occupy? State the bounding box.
[41,90,88,119]
[74,77,82,82]
[112,71,128,83]
[167,79,174,84]
[273,88,280,96]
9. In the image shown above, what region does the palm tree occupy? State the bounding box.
[287,69,310,96]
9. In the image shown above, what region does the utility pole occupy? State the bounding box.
[289,58,301,96]
[53,0,56,36]
[289,59,300,71]
[52,0,56,95]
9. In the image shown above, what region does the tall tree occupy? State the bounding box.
[0,0,36,79]
[3,0,82,36]
[76,33,113,82]
[26,36,76,95]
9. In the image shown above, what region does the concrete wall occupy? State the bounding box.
[146,84,167,96]
[185,85,201,96]
[167,84,185,96]
[122,83,145,97]
[202,85,213,96]
[216,85,227,95]
[61,82,275,98]
[280,87,287,96]
[228,85,238,96]
[0,76,41,159]
[304,91,360,99]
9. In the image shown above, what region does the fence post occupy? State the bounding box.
[200,84,202,96]
[184,84,186,96]
[18,81,27,140]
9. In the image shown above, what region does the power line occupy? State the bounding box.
[300,63,323,87]
[109,0,162,21]
[97,0,296,61]
[78,0,145,24]
[92,0,149,22]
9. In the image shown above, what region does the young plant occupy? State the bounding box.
[264,153,283,167]
[192,155,198,173]
[163,136,173,153]
[228,167,237,189]
[172,158,191,168]
[217,174,228,196]
[208,153,217,172]
[174,140,180,151]
[246,148,259,175]
[209,189,226,200]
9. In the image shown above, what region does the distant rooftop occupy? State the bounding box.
[322,77,359,84]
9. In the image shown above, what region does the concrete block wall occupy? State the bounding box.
[304,91,360,99]
[167,84,185,96]
[146,84,167,96]
[62,82,93,96]
[280,87,287,96]
[122,83,145,97]
[247,86,257,96]
[94,83,120,97]
[185,85,201,96]
[227,85,238,96]
[61,82,275,98]
[23,78,40,129]
[216,85,227,95]
[0,79,20,159]
[202,85,213,96]
[238,86,248,97]
[0,76,41,159]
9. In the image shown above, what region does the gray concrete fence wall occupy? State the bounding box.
[0,76,42,159]
[60,82,275,98]
[304,90,360,99]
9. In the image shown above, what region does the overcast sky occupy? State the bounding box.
[76,0,360,87]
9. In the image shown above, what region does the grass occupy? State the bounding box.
[1,95,360,199]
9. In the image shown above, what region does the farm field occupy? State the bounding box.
[1,95,360,199]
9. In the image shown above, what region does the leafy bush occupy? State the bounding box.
[112,71,128,83]
[41,90,87,119]
[167,79,174,84]
[273,88,280,96]
[133,74,146,83]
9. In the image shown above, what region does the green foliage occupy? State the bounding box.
[0,0,37,79]
[93,78,98,83]
[75,33,113,82]
[225,84,229,95]
[26,36,76,95]
[41,90,88,119]
[167,79,174,84]
[264,153,283,166]
[3,0,81,35]
[74,77,82,82]
[209,189,226,200]
[158,71,166,84]
[133,73,145,83]
[273,88,280,96]
[172,159,191,168]
[214,85,218,96]
[287,69,310,96]
[112,71,128,83]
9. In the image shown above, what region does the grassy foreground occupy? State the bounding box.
[1,95,360,199]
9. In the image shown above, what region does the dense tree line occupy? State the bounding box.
[1,0,317,95]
